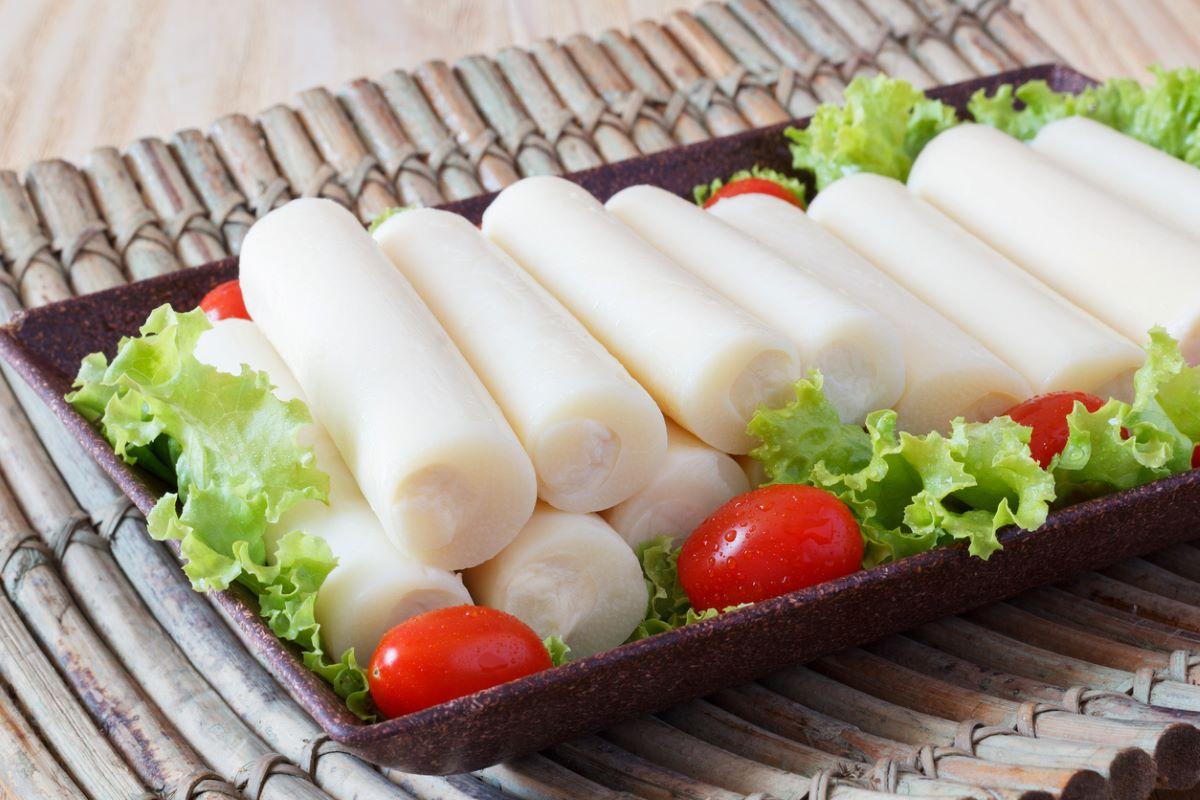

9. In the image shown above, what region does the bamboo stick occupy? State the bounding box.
[906,32,978,83]
[256,105,353,208]
[912,617,1200,714]
[663,11,795,125]
[0,482,235,800]
[551,735,744,800]
[375,69,485,201]
[590,28,710,146]
[943,16,1018,73]
[0,270,146,800]
[1015,586,1200,658]
[763,0,862,75]
[576,31,705,148]
[209,114,294,217]
[815,648,1200,790]
[971,1,1059,67]
[606,715,917,799]
[412,61,522,192]
[296,86,400,223]
[967,603,1178,679]
[870,634,1189,728]
[476,754,632,800]
[528,39,643,163]
[23,161,131,295]
[711,684,1100,798]
[493,46,604,172]
[723,0,849,103]
[82,147,181,282]
[0,545,148,798]
[660,699,1005,798]
[874,40,938,87]
[629,20,753,137]
[124,138,227,268]
[0,171,99,305]
[386,771,505,800]
[0,673,89,800]
[810,0,890,54]
[454,55,563,178]
[764,667,1154,799]
[1105,558,1200,615]
[337,78,446,207]
[169,129,257,255]
[861,0,925,36]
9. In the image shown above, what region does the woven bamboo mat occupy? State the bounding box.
[0,2,1199,799]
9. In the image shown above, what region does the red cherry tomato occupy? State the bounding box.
[703,177,805,210]
[1192,444,1200,470]
[199,279,251,322]
[1003,391,1105,469]
[368,605,551,718]
[678,484,863,611]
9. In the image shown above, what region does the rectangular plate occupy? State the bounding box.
[5,64,1197,775]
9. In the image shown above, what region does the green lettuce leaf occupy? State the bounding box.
[749,373,1055,565]
[1055,328,1198,495]
[968,67,1200,167]
[692,165,808,207]
[368,205,412,233]
[68,305,373,720]
[785,74,958,190]
[543,635,571,666]
[624,536,746,640]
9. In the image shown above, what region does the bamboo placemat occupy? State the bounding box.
[2,2,1200,799]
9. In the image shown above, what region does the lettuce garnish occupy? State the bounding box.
[691,165,808,207]
[784,74,958,191]
[68,305,373,719]
[543,635,571,666]
[750,331,1198,567]
[969,67,1200,166]
[748,373,1052,565]
[777,68,1200,194]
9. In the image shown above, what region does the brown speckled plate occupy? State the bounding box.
[6,65,1194,775]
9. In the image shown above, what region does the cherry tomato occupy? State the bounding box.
[368,605,551,718]
[703,177,805,210]
[1192,444,1200,470]
[678,484,863,611]
[1003,391,1105,469]
[199,279,251,322]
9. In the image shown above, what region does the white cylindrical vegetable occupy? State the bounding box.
[481,176,802,455]
[708,193,1031,432]
[373,208,667,513]
[909,124,1200,361]
[606,185,904,423]
[1031,116,1200,239]
[194,319,472,660]
[808,173,1145,399]
[239,198,537,570]
[601,422,749,549]
[464,505,647,659]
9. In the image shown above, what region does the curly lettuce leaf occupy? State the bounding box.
[1055,329,1198,494]
[747,372,873,486]
[785,75,958,190]
[68,305,372,719]
[750,374,1056,565]
[543,635,571,666]
[968,67,1200,166]
[625,537,746,640]
[367,205,413,233]
[692,165,808,207]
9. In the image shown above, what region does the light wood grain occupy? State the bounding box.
[1,0,1198,172]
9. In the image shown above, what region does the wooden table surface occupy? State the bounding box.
[1,0,1198,171]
